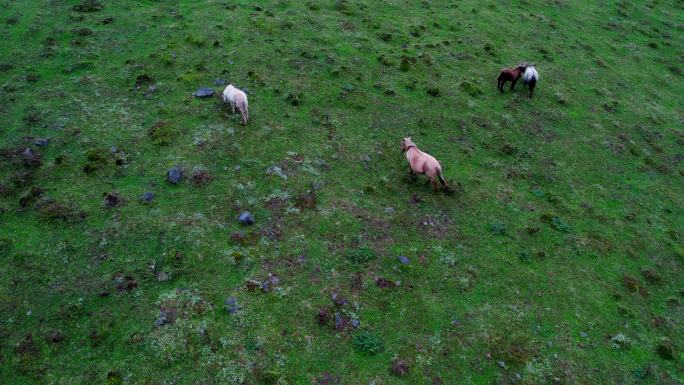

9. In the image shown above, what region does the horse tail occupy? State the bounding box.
[528,77,537,98]
[437,167,447,186]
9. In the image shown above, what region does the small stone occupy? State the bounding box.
[192,87,214,98]
[266,165,287,179]
[580,332,588,338]
[167,166,183,184]
[350,319,360,328]
[141,191,155,202]
[237,211,254,225]
[154,308,176,327]
[213,78,227,86]
[384,207,396,214]
[234,165,241,172]
[110,146,118,153]
[334,312,347,331]
[34,138,49,146]
[154,316,168,327]
[397,255,410,265]
[497,361,506,369]
[225,296,239,314]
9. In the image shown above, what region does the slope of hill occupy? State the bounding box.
[1,1,683,384]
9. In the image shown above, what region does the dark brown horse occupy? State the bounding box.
[497,63,527,93]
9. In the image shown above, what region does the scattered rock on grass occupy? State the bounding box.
[154,308,177,327]
[141,191,155,203]
[237,211,254,225]
[397,255,410,265]
[192,87,214,98]
[610,333,632,350]
[266,165,287,179]
[225,296,239,314]
[21,148,42,167]
[34,138,49,147]
[167,166,183,184]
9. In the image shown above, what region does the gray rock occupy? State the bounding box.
[142,191,155,202]
[225,296,239,314]
[167,166,183,184]
[213,78,227,86]
[192,87,214,98]
[155,314,169,327]
[237,211,254,225]
[34,138,49,146]
[266,165,287,179]
[110,146,118,153]
[397,255,410,265]
[384,207,396,214]
[350,319,360,329]
[580,332,588,338]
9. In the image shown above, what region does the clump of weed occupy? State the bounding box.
[550,216,569,232]
[390,359,409,376]
[459,80,482,96]
[399,57,411,71]
[0,237,13,255]
[73,0,103,12]
[83,148,108,173]
[426,87,441,97]
[489,331,536,367]
[19,187,43,208]
[148,121,180,146]
[352,330,383,355]
[640,268,662,284]
[490,222,506,235]
[190,167,213,186]
[37,198,86,222]
[74,27,94,36]
[346,247,377,264]
[286,92,303,106]
[656,338,675,359]
[186,34,206,47]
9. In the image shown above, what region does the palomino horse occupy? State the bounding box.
[401,137,448,192]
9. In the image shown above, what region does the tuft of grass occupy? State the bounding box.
[352,330,383,355]
[346,247,377,264]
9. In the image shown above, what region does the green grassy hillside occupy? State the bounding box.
[1,1,683,384]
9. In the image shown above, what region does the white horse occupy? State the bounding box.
[221,85,249,124]
[521,65,539,98]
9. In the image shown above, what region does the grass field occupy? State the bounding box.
[1,0,683,384]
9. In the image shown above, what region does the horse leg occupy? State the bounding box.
[431,178,438,192]
[409,167,417,181]
[511,78,518,91]
[529,84,535,98]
